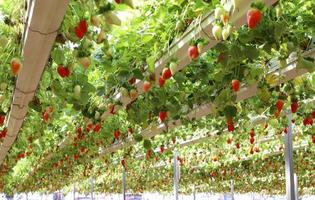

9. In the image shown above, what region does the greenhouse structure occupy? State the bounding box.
[0,0,314,200]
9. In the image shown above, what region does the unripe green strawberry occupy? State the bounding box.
[212,24,222,40]
[74,85,81,99]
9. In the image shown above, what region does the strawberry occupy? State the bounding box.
[114,130,121,140]
[159,76,165,87]
[254,147,260,153]
[222,25,232,41]
[86,123,93,133]
[57,65,70,78]
[121,159,126,169]
[162,68,172,80]
[159,111,167,122]
[303,117,313,126]
[143,81,151,92]
[172,137,176,144]
[188,45,199,60]
[146,149,152,159]
[235,142,240,149]
[77,127,82,134]
[212,24,223,40]
[283,127,288,134]
[128,127,133,134]
[115,0,122,3]
[250,147,254,154]
[128,77,136,85]
[93,123,101,133]
[78,57,91,69]
[231,79,240,92]
[226,138,232,144]
[275,99,284,112]
[212,157,218,162]
[0,114,5,126]
[129,89,138,100]
[11,58,22,76]
[249,129,255,137]
[227,123,234,132]
[312,111,315,118]
[74,85,81,99]
[74,20,88,39]
[247,9,262,29]
[80,147,85,153]
[291,101,298,113]
[312,135,315,144]
[221,14,229,26]
[160,145,165,153]
[214,6,225,20]
[42,111,49,123]
[249,137,255,144]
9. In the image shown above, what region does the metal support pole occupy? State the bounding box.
[294,174,298,200]
[122,169,126,200]
[193,186,196,200]
[230,180,234,200]
[173,151,179,200]
[284,113,296,200]
[90,177,94,200]
[73,185,76,200]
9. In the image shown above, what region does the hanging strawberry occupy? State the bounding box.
[249,137,255,144]
[74,20,88,39]
[159,111,167,122]
[187,45,199,60]
[114,130,121,140]
[57,65,70,78]
[312,135,315,144]
[93,123,101,133]
[226,138,232,144]
[11,58,22,76]
[249,129,255,138]
[275,99,284,112]
[212,24,222,40]
[146,149,152,159]
[41,111,49,123]
[162,68,172,80]
[0,114,5,126]
[160,145,165,153]
[143,81,151,92]
[159,76,165,87]
[231,79,240,92]
[290,101,298,113]
[247,8,262,29]
[121,159,126,169]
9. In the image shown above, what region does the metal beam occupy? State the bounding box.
[284,113,296,200]
[122,169,126,200]
[173,151,179,200]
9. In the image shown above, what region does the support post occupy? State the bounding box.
[294,174,298,200]
[284,113,296,200]
[73,185,76,200]
[173,151,179,200]
[230,180,234,200]
[90,177,94,200]
[193,186,196,200]
[122,169,126,200]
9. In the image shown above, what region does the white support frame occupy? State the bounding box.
[0,0,70,164]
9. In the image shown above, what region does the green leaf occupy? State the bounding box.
[146,56,155,73]
[132,68,144,80]
[143,139,152,149]
[51,49,65,64]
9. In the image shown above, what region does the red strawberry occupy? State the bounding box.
[235,142,240,149]
[226,138,232,144]
[249,129,255,137]
[162,68,172,80]
[128,77,136,85]
[160,145,165,153]
[115,0,122,3]
[254,147,260,153]
[146,149,152,159]
[275,99,284,112]
[159,111,167,122]
[312,111,315,118]
[231,79,240,92]
[93,123,101,133]
[188,45,199,60]
[57,65,70,78]
[74,20,88,39]
[42,111,49,123]
[249,137,255,144]
[73,143,78,148]
[312,135,315,144]
[212,157,218,162]
[114,130,121,139]
[247,9,262,29]
[303,117,313,126]
[11,58,22,76]
[121,159,126,169]
[143,81,151,92]
[77,127,82,134]
[227,123,234,132]
[0,114,5,126]
[283,127,288,134]
[80,147,85,153]
[159,76,166,87]
[127,127,133,134]
[291,101,298,113]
